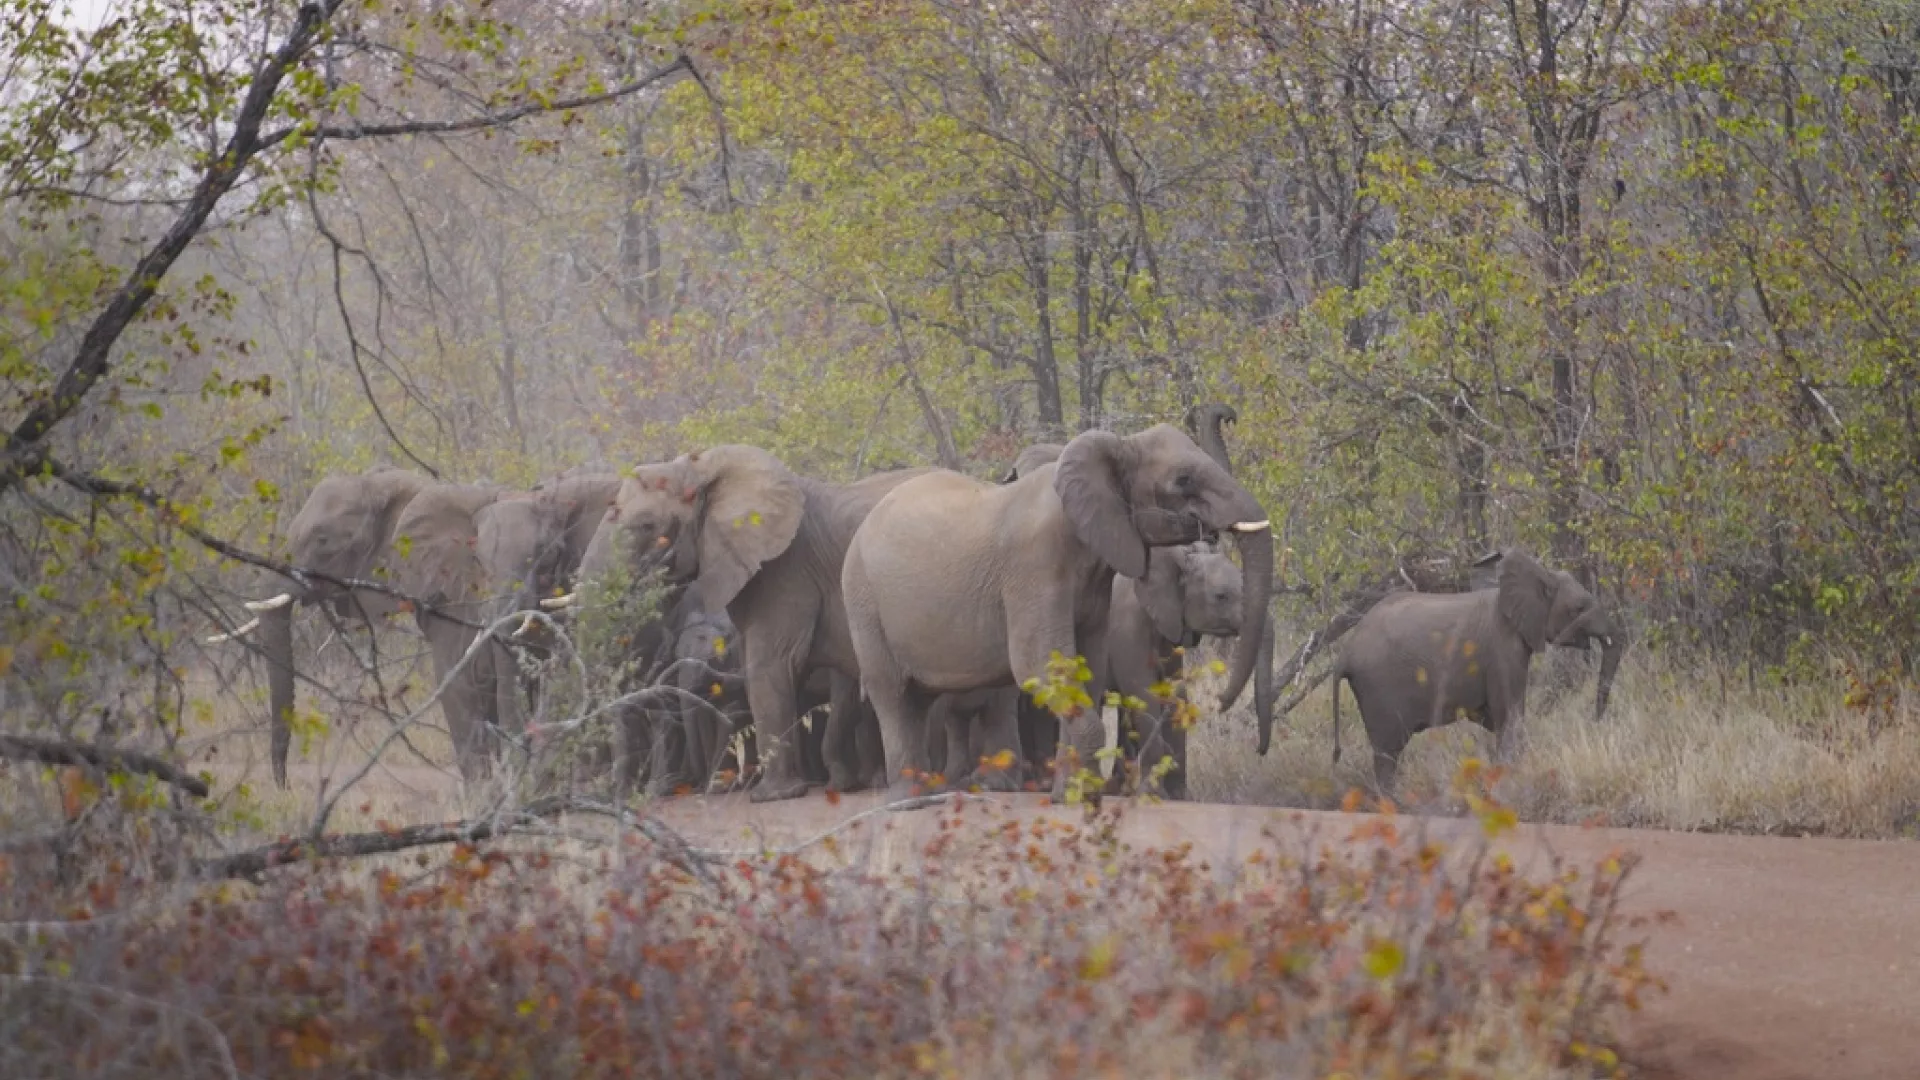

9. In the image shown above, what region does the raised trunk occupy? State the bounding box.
[1186,404,1237,474]
[262,600,296,788]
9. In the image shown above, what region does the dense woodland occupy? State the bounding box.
[5,0,1920,753]
[1,1,1914,1073]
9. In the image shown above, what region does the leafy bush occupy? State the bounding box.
[1,773,1660,1080]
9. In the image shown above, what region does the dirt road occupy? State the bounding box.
[651,792,1920,1080]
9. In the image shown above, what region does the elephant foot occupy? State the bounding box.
[646,775,695,799]
[748,775,811,803]
[825,764,870,794]
[967,766,1022,794]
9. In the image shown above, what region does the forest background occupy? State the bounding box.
[5,0,1920,825]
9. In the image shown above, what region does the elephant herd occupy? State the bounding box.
[210,405,1623,804]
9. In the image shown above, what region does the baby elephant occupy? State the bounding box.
[1329,548,1623,791]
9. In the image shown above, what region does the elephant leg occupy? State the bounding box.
[1011,613,1107,804]
[645,705,691,797]
[799,709,830,785]
[1018,699,1057,789]
[971,688,1024,793]
[492,639,527,741]
[428,617,492,783]
[925,695,961,783]
[743,637,811,804]
[856,704,888,791]
[1105,705,1137,796]
[822,671,870,793]
[1134,702,1190,800]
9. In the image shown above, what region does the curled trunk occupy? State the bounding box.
[262,599,296,788]
[1186,404,1237,474]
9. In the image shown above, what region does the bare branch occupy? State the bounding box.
[0,734,210,798]
[256,55,694,152]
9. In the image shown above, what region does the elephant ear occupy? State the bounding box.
[1055,430,1147,579]
[1135,546,1189,643]
[1495,548,1557,652]
[687,445,806,610]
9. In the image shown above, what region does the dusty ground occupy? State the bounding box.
[642,791,1920,1080]
[228,756,1920,1080]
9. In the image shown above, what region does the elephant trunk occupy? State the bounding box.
[1187,404,1237,475]
[1218,508,1274,738]
[262,597,296,789]
[1253,608,1277,755]
[1594,619,1625,722]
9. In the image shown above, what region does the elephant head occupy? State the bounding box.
[479,474,621,639]
[579,446,807,614]
[1475,548,1625,722]
[223,465,430,787]
[1136,542,1242,646]
[1053,424,1274,729]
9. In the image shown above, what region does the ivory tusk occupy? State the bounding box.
[1228,519,1271,533]
[243,592,294,613]
[539,592,577,610]
[204,616,261,644]
[512,613,540,638]
[1601,636,1614,648]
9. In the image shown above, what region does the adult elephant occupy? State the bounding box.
[208,465,431,788]
[473,473,623,728]
[998,409,1270,801]
[562,447,930,802]
[387,481,516,781]
[844,423,1276,803]
[1327,547,1625,791]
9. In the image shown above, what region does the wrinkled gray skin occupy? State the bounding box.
[254,466,431,788]
[924,686,1027,791]
[1003,404,1270,802]
[1329,548,1624,791]
[668,604,754,792]
[473,474,623,730]
[845,423,1276,804]
[584,447,930,802]
[387,482,515,782]
[1103,543,1243,800]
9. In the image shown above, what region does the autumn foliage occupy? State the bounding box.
[1,772,1659,1080]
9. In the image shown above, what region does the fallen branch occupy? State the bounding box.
[197,795,719,884]
[0,734,210,798]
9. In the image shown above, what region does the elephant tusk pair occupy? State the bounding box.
[244,592,294,613]
[539,592,577,610]
[1229,519,1271,533]
[204,616,261,644]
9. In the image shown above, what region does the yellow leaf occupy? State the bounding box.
[711,636,727,657]
[748,510,763,526]
[1362,939,1404,980]
[1079,937,1116,980]
[1414,666,1428,685]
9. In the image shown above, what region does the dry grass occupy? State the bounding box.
[1188,643,1920,839]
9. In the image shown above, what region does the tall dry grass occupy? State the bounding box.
[1188,644,1920,838]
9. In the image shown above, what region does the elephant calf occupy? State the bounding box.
[1329,548,1623,791]
[1103,541,1246,800]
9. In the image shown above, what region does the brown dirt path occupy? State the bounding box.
[650,792,1920,1080]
